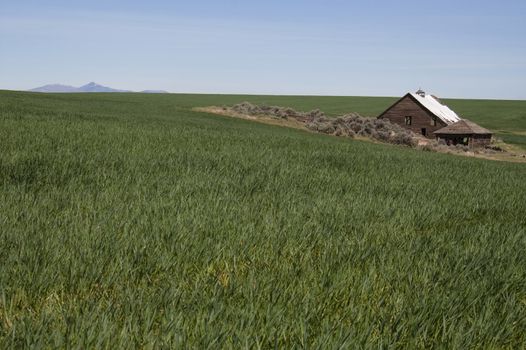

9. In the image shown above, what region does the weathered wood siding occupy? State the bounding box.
[378,95,447,138]
[435,134,492,148]
[470,135,492,147]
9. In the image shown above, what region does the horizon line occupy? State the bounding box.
[2,88,525,102]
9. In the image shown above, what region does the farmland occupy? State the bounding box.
[1,90,525,348]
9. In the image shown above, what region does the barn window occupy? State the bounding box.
[431,116,437,126]
[405,116,412,125]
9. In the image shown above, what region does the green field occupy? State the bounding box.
[2,90,526,146]
[1,90,525,348]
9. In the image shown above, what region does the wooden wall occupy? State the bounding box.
[435,134,492,148]
[470,135,492,147]
[378,95,447,138]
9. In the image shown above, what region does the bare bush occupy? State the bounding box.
[390,132,416,147]
[233,103,424,147]
[455,144,469,152]
[232,102,328,121]
[485,145,504,152]
[229,103,505,155]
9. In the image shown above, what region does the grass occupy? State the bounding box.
[1,90,525,348]
[444,98,526,149]
[3,90,525,145]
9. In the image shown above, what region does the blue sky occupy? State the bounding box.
[1,0,525,99]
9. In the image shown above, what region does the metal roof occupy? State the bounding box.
[410,92,461,125]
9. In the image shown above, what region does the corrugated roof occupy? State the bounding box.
[434,119,492,135]
[410,92,461,124]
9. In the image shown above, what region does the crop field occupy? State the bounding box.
[1,90,525,348]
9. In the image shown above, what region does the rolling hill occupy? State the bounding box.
[0,90,525,348]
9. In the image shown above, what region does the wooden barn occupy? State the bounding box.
[378,89,492,147]
[378,89,460,138]
[434,119,492,147]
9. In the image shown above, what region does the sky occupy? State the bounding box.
[1,0,525,99]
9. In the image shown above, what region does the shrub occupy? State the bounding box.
[230,103,423,148]
[455,144,469,152]
[391,132,416,147]
[351,123,362,133]
[334,126,344,136]
[376,131,390,141]
[232,102,263,115]
[306,109,325,121]
[306,122,318,131]
[283,108,298,118]
[317,123,335,134]
[374,119,386,128]
[485,145,504,152]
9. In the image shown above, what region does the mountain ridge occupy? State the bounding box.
[30,82,168,94]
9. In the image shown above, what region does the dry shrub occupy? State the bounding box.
[233,103,421,147]
[485,145,504,152]
[232,102,327,121]
[230,104,505,154]
[455,144,469,152]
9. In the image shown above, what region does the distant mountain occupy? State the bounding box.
[30,84,79,93]
[77,82,130,93]
[29,82,166,93]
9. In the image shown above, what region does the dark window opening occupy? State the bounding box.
[443,136,470,146]
[421,128,427,136]
[405,116,412,125]
[431,116,437,126]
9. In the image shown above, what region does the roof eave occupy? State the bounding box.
[434,130,493,135]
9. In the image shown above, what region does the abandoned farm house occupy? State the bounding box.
[378,90,492,147]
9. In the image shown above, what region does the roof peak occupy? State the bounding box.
[409,92,461,124]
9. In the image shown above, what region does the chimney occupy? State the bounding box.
[416,89,426,97]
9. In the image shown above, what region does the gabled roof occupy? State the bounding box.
[378,91,462,125]
[434,119,492,135]
[409,93,461,124]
